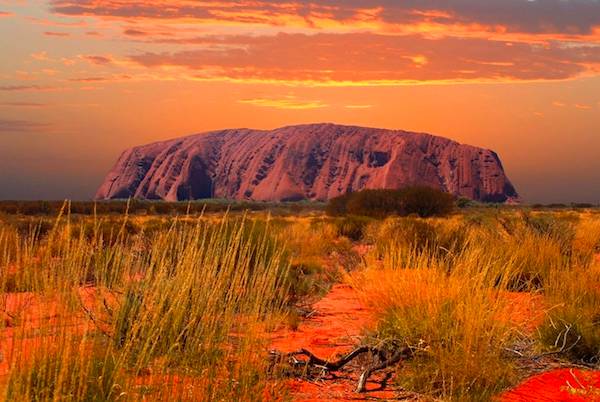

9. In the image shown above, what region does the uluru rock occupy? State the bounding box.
[95,123,519,203]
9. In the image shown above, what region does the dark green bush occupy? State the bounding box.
[400,186,455,217]
[344,190,404,218]
[326,186,455,219]
[325,193,353,216]
[456,197,473,208]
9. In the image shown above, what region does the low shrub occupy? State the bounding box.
[370,217,469,265]
[521,211,577,256]
[287,261,327,303]
[325,193,353,216]
[326,186,454,219]
[399,186,455,217]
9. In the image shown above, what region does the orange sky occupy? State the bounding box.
[1,0,599,202]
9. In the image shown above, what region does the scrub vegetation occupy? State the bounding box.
[1,199,599,401]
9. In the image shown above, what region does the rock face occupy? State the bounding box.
[95,123,519,203]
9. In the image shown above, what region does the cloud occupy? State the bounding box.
[82,55,113,65]
[375,1,600,34]
[31,1,600,87]
[26,16,86,27]
[67,76,108,82]
[0,85,58,92]
[123,27,178,38]
[31,51,49,61]
[238,96,328,109]
[0,119,50,133]
[345,104,374,109]
[123,29,150,37]
[49,1,600,35]
[67,75,132,83]
[44,31,71,37]
[129,32,600,84]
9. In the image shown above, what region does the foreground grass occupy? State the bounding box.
[0,211,291,401]
[350,211,600,400]
[1,206,599,401]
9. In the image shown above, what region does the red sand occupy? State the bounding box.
[499,291,546,334]
[500,369,600,401]
[270,284,401,401]
[0,287,105,377]
[271,284,373,356]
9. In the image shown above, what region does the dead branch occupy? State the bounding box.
[273,344,413,393]
[533,323,582,361]
[78,293,113,339]
[356,347,411,393]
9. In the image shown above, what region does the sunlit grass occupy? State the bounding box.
[1,207,599,401]
[350,212,600,400]
[0,209,290,401]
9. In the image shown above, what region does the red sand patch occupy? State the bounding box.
[270,284,401,401]
[499,292,545,334]
[0,287,106,378]
[500,369,600,401]
[271,284,373,356]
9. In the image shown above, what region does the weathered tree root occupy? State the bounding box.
[273,345,413,393]
[355,347,411,393]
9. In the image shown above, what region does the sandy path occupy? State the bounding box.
[270,284,405,401]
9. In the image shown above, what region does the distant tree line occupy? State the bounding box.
[0,199,323,216]
[531,202,598,210]
[0,195,596,217]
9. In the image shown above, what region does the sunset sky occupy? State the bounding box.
[1,1,600,203]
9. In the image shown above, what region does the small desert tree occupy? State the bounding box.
[326,186,455,218]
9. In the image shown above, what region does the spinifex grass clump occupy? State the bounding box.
[278,217,357,302]
[351,212,600,400]
[110,217,289,370]
[1,209,290,401]
[368,216,468,263]
[351,239,525,401]
[538,217,600,365]
[540,264,600,365]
